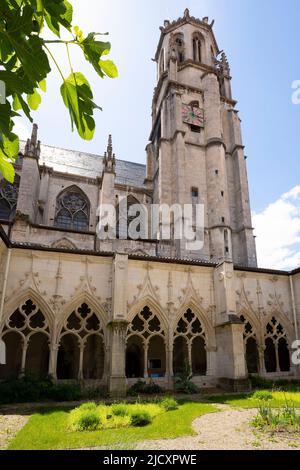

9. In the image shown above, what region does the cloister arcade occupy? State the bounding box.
[0,296,295,385]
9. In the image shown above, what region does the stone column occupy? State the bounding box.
[107,253,129,397]
[107,320,128,397]
[258,345,266,375]
[78,345,84,381]
[166,346,173,389]
[48,344,58,380]
[214,262,249,392]
[20,339,28,377]
[206,347,217,376]
[143,342,149,379]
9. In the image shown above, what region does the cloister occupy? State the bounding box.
[0,295,294,387]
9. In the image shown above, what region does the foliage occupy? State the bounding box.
[68,401,163,432]
[130,410,152,427]
[0,0,118,182]
[174,361,200,395]
[249,375,300,391]
[252,399,300,431]
[206,390,300,408]
[70,409,101,432]
[81,386,108,400]
[9,401,217,450]
[252,390,273,401]
[0,375,81,404]
[159,396,179,411]
[49,383,81,402]
[127,380,163,397]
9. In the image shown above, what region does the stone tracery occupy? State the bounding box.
[126,306,166,379]
[57,303,105,380]
[173,308,207,376]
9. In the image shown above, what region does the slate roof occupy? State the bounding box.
[19,142,147,188]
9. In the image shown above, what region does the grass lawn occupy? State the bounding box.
[8,400,217,450]
[206,391,300,408]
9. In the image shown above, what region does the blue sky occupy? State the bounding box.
[14,0,300,269]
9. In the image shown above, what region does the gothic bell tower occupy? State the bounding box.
[146,9,257,267]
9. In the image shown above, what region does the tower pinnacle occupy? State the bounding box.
[103,134,116,174]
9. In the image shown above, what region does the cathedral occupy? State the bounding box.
[0,9,299,396]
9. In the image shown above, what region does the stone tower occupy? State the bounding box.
[147,9,257,267]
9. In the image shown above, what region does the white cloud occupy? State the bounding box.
[253,186,300,270]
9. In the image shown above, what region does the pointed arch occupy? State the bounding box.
[174,298,215,349]
[238,308,261,341]
[192,31,204,63]
[127,295,168,333]
[239,312,260,374]
[263,311,294,343]
[57,291,108,342]
[263,314,293,373]
[173,302,210,376]
[126,302,167,379]
[1,288,54,335]
[174,32,185,63]
[0,293,52,379]
[54,185,90,232]
[56,296,106,380]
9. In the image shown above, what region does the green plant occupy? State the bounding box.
[49,383,81,402]
[252,399,300,431]
[252,390,273,401]
[130,410,152,427]
[249,375,300,392]
[81,386,108,400]
[159,397,179,411]
[0,375,82,404]
[127,380,163,397]
[249,375,274,390]
[0,0,118,182]
[111,403,128,417]
[174,361,200,395]
[70,409,101,432]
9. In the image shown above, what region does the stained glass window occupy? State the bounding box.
[0,177,19,221]
[55,188,89,232]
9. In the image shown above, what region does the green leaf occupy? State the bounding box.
[39,79,47,92]
[12,94,22,111]
[60,72,101,140]
[99,60,118,78]
[0,156,15,183]
[80,34,111,77]
[0,132,19,160]
[41,0,73,37]
[27,89,42,111]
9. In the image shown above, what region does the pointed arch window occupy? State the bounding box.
[240,315,259,374]
[264,317,290,373]
[54,187,90,232]
[173,309,207,376]
[0,299,50,379]
[174,33,185,63]
[57,303,105,380]
[126,306,166,378]
[192,33,202,63]
[0,176,20,221]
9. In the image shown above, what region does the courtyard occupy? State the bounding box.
[1,390,300,451]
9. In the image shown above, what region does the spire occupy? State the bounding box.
[184,8,190,19]
[103,134,116,174]
[25,123,40,159]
